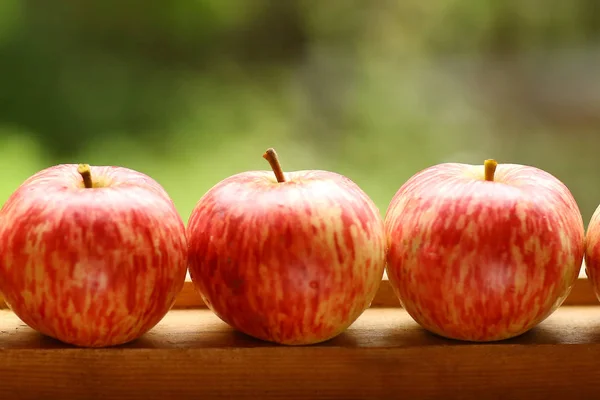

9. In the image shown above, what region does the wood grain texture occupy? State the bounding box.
[0,276,595,310]
[3,307,600,399]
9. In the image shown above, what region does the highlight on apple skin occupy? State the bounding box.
[0,164,188,347]
[186,148,386,345]
[384,159,585,342]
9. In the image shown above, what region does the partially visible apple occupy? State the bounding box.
[385,159,585,341]
[584,207,600,303]
[0,164,187,347]
[187,148,386,345]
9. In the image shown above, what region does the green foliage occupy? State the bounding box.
[0,0,599,223]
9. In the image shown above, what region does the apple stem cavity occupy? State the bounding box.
[262,148,287,183]
[77,164,94,189]
[484,159,498,182]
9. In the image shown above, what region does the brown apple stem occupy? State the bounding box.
[484,159,498,182]
[77,164,93,188]
[262,148,286,183]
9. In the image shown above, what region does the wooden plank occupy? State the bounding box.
[1,276,596,310]
[563,277,598,305]
[3,307,600,399]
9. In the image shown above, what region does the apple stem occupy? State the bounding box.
[484,159,498,182]
[262,148,286,183]
[77,164,94,188]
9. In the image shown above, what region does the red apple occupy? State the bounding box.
[584,208,600,302]
[0,164,187,347]
[187,148,386,345]
[385,159,585,341]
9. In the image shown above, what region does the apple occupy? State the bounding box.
[385,159,585,341]
[0,164,187,347]
[187,148,386,345]
[584,207,600,302]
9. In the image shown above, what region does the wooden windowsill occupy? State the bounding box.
[2,272,599,399]
[3,306,600,398]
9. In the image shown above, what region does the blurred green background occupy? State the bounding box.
[1,0,599,225]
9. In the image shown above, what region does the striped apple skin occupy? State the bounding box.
[187,170,386,345]
[385,163,585,342]
[584,207,600,303]
[0,164,188,347]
